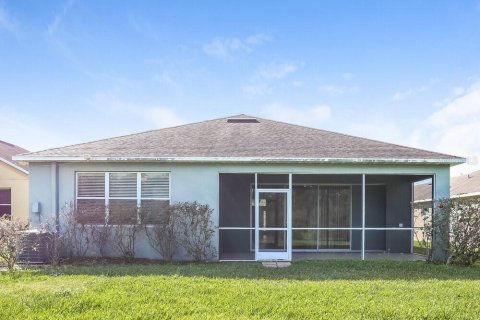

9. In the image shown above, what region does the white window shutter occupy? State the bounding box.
[77,173,105,198]
[109,173,137,198]
[141,172,170,199]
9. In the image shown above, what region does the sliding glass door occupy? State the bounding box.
[293,185,351,251]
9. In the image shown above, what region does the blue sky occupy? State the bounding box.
[1,1,479,175]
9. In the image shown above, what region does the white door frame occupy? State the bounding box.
[255,188,292,261]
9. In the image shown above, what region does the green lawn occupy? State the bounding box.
[413,240,430,255]
[1,260,480,319]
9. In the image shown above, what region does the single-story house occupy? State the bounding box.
[14,115,465,261]
[0,140,29,223]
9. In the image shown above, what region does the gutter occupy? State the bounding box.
[12,155,466,165]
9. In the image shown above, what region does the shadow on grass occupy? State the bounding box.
[16,259,480,281]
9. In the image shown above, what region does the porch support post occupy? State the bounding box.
[361,174,366,261]
[254,173,258,261]
[431,171,450,262]
[288,173,292,261]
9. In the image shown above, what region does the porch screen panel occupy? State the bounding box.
[292,185,318,249]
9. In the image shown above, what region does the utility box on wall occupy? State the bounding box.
[31,202,41,214]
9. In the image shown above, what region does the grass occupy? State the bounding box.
[1,260,480,319]
[413,240,430,255]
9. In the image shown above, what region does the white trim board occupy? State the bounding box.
[0,157,29,174]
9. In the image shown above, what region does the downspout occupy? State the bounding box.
[51,162,60,232]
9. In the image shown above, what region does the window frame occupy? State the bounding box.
[75,171,171,225]
[0,188,12,218]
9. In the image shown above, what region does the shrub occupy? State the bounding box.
[144,205,178,261]
[0,217,28,270]
[60,202,92,259]
[175,201,216,261]
[419,197,480,266]
[112,224,139,262]
[110,204,141,262]
[91,223,112,259]
[40,219,67,266]
[436,197,480,265]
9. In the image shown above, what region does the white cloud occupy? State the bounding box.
[412,83,480,175]
[292,80,304,88]
[144,107,185,128]
[0,107,73,151]
[0,4,18,34]
[392,89,415,101]
[392,78,439,101]
[242,83,272,96]
[319,85,359,95]
[242,61,299,96]
[47,0,75,36]
[153,71,179,90]
[244,33,270,45]
[451,86,465,96]
[262,103,331,127]
[89,92,185,128]
[202,33,271,60]
[257,62,298,80]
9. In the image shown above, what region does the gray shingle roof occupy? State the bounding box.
[16,115,464,164]
[451,170,480,197]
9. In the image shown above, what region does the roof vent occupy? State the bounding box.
[227,118,259,123]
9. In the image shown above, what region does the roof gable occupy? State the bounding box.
[15,114,464,164]
[0,140,29,173]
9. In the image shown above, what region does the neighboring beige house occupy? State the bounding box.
[414,170,480,202]
[413,170,480,241]
[0,140,29,223]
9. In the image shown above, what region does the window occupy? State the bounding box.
[76,172,170,224]
[0,189,11,218]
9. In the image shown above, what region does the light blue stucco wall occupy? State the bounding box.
[28,161,451,260]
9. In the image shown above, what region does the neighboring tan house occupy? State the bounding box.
[0,140,29,223]
[413,170,480,242]
[415,170,480,202]
[14,115,464,261]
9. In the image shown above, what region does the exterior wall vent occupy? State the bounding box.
[226,118,259,123]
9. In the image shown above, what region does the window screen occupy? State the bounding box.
[109,173,137,198]
[77,173,105,198]
[141,172,169,198]
[76,172,170,224]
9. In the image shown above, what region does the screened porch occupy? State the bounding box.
[218,173,432,261]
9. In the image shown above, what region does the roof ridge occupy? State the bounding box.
[253,115,461,159]
[22,114,242,156]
